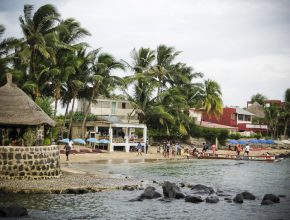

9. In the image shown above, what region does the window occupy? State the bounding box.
[238,114,244,121]
[111,102,116,114]
[122,102,126,109]
[245,115,251,121]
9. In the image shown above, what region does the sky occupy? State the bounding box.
[1,0,290,108]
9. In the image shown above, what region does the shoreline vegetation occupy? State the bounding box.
[1,146,290,194]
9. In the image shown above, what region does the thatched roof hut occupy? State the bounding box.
[247,102,265,118]
[0,74,55,127]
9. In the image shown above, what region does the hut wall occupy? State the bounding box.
[0,145,61,179]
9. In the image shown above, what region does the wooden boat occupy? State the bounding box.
[187,153,276,161]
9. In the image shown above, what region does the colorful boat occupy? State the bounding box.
[187,153,276,161]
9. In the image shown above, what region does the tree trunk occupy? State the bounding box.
[283,117,289,139]
[60,100,70,137]
[68,97,76,138]
[81,89,96,139]
[54,98,58,118]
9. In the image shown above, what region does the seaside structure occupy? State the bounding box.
[72,98,147,152]
[190,107,268,134]
[0,74,60,179]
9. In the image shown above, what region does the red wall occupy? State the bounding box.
[202,108,237,127]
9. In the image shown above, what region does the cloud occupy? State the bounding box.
[1,0,289,108]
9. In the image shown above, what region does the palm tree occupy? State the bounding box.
[50,18,90,117]
[192,79,223,120]
[19,4,60,99]
[81,52,125,138]
[251,93,267,106]
[282,88,290,138]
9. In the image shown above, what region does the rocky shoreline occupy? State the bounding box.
[0,170,141,194]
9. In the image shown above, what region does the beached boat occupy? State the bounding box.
[187,153,276,161]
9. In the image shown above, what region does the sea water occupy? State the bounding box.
[1,159,290,220]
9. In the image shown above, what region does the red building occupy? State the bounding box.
[202,107,267,133]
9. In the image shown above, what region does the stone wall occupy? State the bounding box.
[0,145,61,179]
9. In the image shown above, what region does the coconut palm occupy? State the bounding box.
[282,88,290,137]
[19,4,60,99]
[251,93,267,106]
[192,79,223,120]
[81,52,125,138]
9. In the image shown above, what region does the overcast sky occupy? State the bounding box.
[1,0,289,108]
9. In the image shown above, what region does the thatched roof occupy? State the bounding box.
[0,74,56,126]
[247,102,265,118]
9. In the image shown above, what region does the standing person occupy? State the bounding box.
[145,139,149,154]
[166,141,170,158]
[175,142,180,156]
[244,144,250,156]
[236,144,242,156]
[136,142,142,156]
[64,143,71,161]
[211,143,217,156]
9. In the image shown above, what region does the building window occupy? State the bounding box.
[245,115,251,121]
[238,114,244,121]
[122,102,126,109]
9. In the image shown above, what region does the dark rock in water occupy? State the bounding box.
[191,184,214,195]
[224,198,232,201]
[262,194,280,203]
[180,182,186,187]
[185,195,203,203]
[233,194,243,203]
[206,196,219,203]
[123,185,136,191]
[261,199,274,205]
[162,181,185,199]
[65,188,89,194]
[138,186,162,200]
[234,162,245,165]
[0,204,28,217]
[153,180,158,184]
[226,200,233,203]
[278,153,286,158]
[278,195,286,198]
[241,191,256,200]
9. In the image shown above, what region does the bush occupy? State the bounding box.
[253,133,262,139]
[190,125,229,145]
[43,137,51,146]
[228,133,241,140]
[23,128,37,146]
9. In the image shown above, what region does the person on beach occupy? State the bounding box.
[145,140,149,154]
[166,141,170,158]
[211,143,217,156]
[244,144,250,156]
[157,144,161,154]
[236,144,242,156]
[175,142,180,156]
[64,142,71,161]
[136,142,142,155]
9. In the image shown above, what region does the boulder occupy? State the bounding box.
[233,194,243,203]
[137,186,162,201]
[206,196,219,203]
[191,184,214,195]
[261,199,274,205]
[262,194,280,203]
[241,191,256,200]
[162,181,185,199]
[122,185,136,191]
[185,195,203,203]
[0,205,28,218]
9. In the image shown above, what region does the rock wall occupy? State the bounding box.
[0,145,61,179]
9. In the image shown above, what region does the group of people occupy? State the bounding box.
[228,144,251,156]
[156,141,182,158]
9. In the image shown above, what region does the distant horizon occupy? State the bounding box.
[1,0,289,107]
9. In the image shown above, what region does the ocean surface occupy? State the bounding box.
[1,158,290,220]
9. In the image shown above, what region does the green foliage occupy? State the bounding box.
[35,97,54,117]
[43,137,51,145]
[253,133,262,139]
[23,128,37,146]
[191,126,229,145]
[228,133,241,140]
[69,111,97,122]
